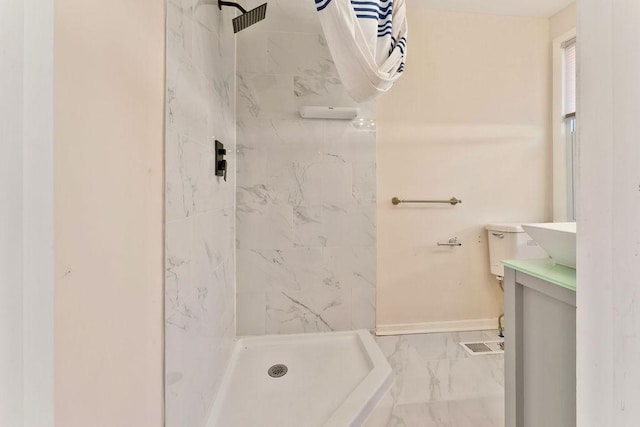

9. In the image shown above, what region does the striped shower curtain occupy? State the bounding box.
[315,0,408,102]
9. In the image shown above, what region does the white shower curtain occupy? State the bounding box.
[315,0,407,102]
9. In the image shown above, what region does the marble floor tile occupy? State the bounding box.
[386,397,504,427]
[376,331,505,427]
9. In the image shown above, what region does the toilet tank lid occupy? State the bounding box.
[485,223,525,233]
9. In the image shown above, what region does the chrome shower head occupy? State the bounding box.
[218,1,268,33]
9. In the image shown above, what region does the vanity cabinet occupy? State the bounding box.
[503,260,576,427]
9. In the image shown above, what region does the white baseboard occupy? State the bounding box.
[375,318,498,336]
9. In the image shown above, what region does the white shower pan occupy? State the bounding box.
[207,330,393,427]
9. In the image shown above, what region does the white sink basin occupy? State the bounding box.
[521,222,576,269]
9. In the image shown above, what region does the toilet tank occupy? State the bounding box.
[486,223,548,277]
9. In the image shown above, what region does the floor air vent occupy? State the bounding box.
[460,340,504,355]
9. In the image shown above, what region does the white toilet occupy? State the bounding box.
[486,223,548,336]
[486,223,548,279]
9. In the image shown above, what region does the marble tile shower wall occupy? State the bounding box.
[164,1,236,426]
[235,0,377,335]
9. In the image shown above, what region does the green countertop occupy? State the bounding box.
[502,259,576,292]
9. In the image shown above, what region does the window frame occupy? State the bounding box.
[552,28,578,222]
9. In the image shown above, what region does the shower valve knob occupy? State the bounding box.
[219,160,227,181]
[215,140,228,182]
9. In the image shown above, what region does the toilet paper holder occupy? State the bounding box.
[437,237,462,247]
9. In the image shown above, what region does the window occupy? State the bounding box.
[563,37,577,221]
[552,29,577,222]
[563,38,576,116]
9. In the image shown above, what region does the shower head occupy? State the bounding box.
[218,1,267,33]
[232,3,267,33]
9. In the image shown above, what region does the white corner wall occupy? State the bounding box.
[54,0,165,425]
[22,0,55,425]
[376,5,552,331]
[0,0,26,423]
[1,0,55,425]
[577,1,640,425]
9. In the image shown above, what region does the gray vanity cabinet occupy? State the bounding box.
[504,263,576,427]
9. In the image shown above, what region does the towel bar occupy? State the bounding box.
[392,197,462,206]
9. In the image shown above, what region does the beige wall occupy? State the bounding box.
[377,4,552,330]
[54,0,165,425]
[550,2,577,40]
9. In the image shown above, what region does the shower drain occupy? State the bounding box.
[268,364,288,378]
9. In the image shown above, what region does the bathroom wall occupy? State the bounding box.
[550,2,576,39]
[577,1,640,424]
[1,0,55,425]
[1,1,26,423]
[235,0,377,335]
[377,6,552,332]
[164,2,236,426]
[54,0,164,425]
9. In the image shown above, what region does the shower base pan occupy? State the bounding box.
[207,330,393,427]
